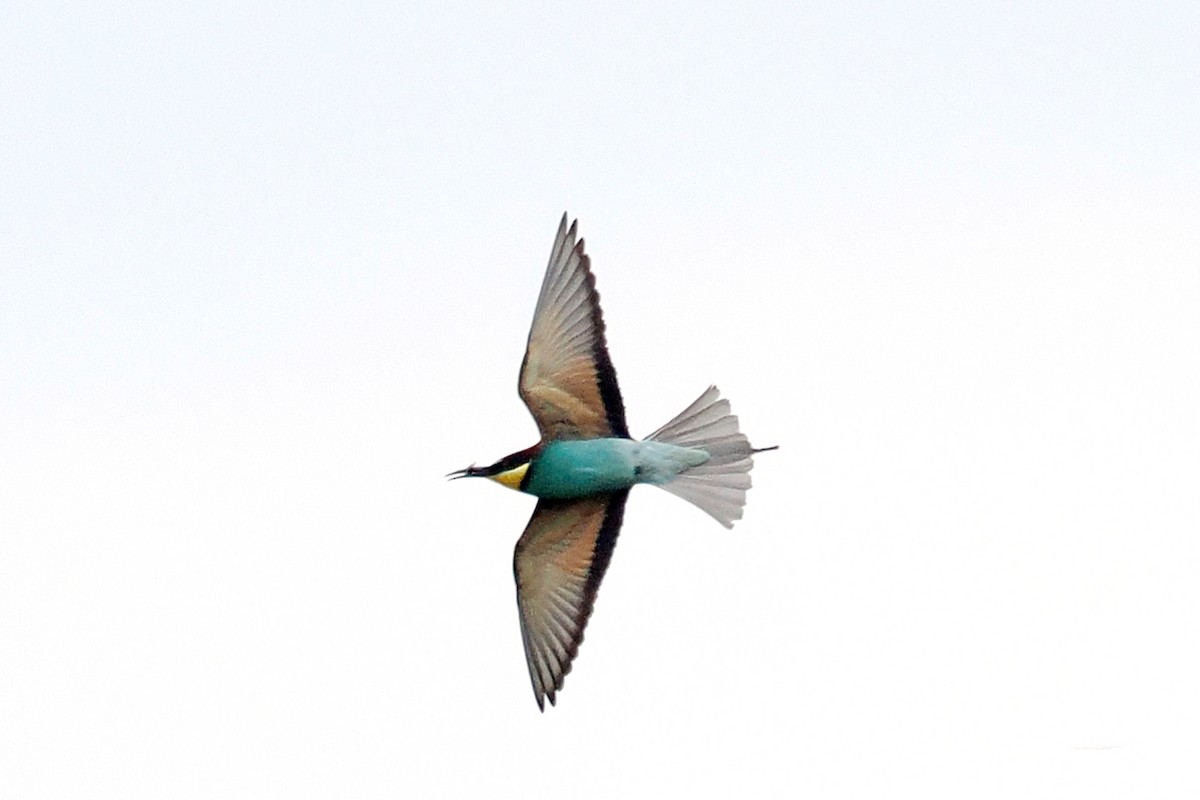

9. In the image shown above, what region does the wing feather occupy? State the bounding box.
[518,214,629,441]
[512,491,629,710]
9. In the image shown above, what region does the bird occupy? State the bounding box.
[449,213,776,711]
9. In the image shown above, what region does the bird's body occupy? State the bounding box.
[450,213,776,710]
[505,438,711,498]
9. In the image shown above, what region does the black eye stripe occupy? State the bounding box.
[485,445,540,476]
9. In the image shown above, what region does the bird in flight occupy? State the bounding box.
[449,214,776,710]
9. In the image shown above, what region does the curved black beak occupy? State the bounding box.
[446,464,484,480]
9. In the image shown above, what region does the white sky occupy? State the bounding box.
[3,2,1198,797]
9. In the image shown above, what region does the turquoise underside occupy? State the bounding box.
[523,438,708,499]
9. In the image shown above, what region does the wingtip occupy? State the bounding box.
[533,689,555,713]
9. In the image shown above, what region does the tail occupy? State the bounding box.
[643,386,777,529]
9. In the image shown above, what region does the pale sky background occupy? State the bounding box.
[2,2,1198,798]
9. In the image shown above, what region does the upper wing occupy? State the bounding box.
[512,491,630,710]
[518,214,629,441]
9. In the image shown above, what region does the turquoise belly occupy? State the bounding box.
[524,439,639,498]
[523,438,709,499]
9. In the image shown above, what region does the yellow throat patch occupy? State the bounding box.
[490,462,529,491]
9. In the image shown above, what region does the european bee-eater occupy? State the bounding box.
[450,214,776,710]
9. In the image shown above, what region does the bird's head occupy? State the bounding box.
[447,445,538,492]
